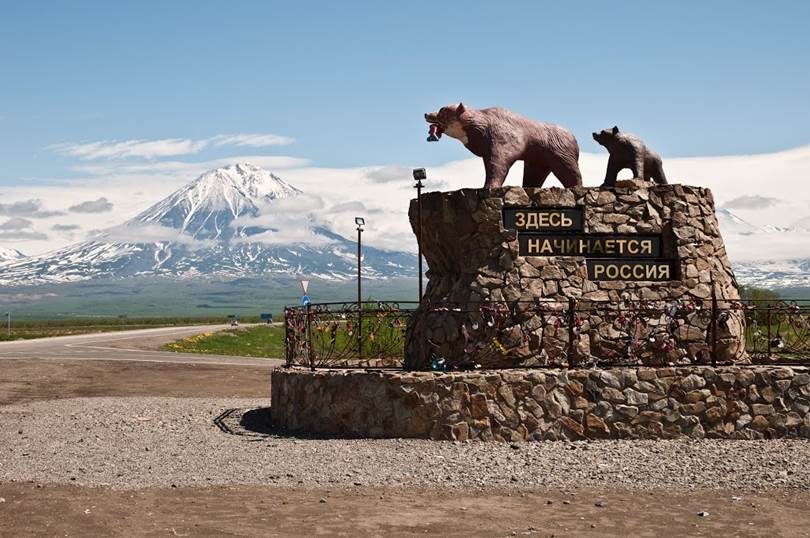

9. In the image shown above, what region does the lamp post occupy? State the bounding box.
[412,168,426,301]
[355,217,365,359]
[4,312,9,338]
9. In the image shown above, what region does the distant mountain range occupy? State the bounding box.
[2,171,810,290]
[0,163,416,285]
[716,207,808,236]
[714,208,810,289]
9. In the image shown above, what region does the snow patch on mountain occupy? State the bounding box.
[0,247,26,264]
[734,258,810,288]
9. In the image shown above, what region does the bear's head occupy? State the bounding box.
[424,103,468,142]
[592,126,620,147]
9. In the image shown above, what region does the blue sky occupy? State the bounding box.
[1,1,810,259]
[1,1,809,185]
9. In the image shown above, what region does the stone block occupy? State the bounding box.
[615,404,639,418]
[559,416,585,438]
[623,388,648,405]
[752,403,774,416]
[271,366,810,442]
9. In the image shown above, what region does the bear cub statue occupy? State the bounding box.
[593,126,667,187]
[424,103,582,189]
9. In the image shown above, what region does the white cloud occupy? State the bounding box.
[51,138,210,160]
[0,230,47,241]
[0,199,63,218]
[211,134,294,148]
[235,228,336,248]
[0,217,34,230]
[722,195,782,210]
[52,223,80,231]
[50,133,295,161]
[70,155,309,176]
[91,223,214,249]
[238,193,326,218]
[722,231,810,262]
[329,201,370,214]
[365,165,412,183]
[68,197,114,213]
[233,194,336,248]
[0,217,47,241]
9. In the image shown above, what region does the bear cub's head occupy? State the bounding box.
[592,126,620,147]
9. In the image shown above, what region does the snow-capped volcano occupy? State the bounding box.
[133,163,302,240]
[0,164,416,285]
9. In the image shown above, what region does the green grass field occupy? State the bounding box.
[164,324,286,358]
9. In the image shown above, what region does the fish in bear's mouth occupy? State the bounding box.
[427,123,443,142]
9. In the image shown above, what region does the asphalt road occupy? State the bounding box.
[0,325,282,367]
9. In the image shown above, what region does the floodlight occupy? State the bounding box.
[412,168,427,181]
[355,217,365,226]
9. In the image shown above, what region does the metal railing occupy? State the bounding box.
[284,301,418,369]
[284,298,810,370]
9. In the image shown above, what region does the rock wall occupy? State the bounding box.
[271,366,810,441]
[405,182,743,369]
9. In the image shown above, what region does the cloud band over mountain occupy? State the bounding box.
[49,133,295,160]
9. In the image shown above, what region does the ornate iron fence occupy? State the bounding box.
[412,298,739,369]
[284,301,417,369]
[284,299,810,370]
[746,301,810,362]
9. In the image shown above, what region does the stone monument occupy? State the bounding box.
[270,106,807,443]
[404,181,745,370]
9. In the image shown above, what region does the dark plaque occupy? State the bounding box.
[587,259,677,281]
[502,207,583,231]
[518,233,661,258]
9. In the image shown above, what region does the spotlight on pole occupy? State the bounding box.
[412,168,426,301]
[355,217,365,358]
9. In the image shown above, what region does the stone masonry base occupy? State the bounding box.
[271,366,810,441]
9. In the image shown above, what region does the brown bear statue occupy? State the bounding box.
[592,126,667,187]
[424,103,582,189]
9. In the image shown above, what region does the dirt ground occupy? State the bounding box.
[2,482,809,538]
[1,358,810,537]
[0,359,272,406]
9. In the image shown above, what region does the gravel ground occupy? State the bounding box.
[1,396,809,492]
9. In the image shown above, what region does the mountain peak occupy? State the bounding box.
[131,163,303,239]
[0,247,26,263]
[190,162,302,201]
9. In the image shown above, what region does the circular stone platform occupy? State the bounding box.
[271,366,810,441]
